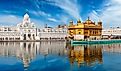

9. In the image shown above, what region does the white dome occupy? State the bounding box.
[24,13,29,20]
[31,22,35,27]
[17,23,22,27]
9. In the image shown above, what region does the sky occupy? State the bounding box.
[0,0,121,28]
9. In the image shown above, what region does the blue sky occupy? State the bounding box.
[0,0,121,28]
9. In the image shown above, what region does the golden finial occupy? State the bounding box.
[77,19,81,23]
[88,16,90,20]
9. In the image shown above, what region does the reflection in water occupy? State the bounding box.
[66,44,103,67]
[103,44,121,53]
[0,42,121,71]
[0,42,66,70]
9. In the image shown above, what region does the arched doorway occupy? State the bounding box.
[28,34,31,40]
[33,34,35,40]
[24,34,26,40]
[5,37,8,40]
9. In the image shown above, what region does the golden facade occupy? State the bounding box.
[68,17,102,40]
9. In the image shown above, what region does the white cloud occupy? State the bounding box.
[0,10,16,14]
[49,0,81,20]
[0,15,22,26]
[0,14,45,28]
[59,15,69,24]
[88,0,121,29]
[48,17,58,22]
[100,0,121,28]
[89,10,100,22]
[32,19,45,28]
[30,10,51,17]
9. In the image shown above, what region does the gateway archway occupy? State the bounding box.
[24,34,26,40]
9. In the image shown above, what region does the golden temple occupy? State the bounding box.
[68,17,102,40]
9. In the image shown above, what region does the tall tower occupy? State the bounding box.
[98,20,102,26]
[22,13,31,27]
[23,13,30,22]
[45,24,48,28]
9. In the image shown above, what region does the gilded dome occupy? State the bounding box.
[85,17,93,24]
[69,20,73,26]
[77,19,81,23]
[70,20,73,23]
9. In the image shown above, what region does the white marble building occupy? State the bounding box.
[102,28,121,39]
[38,27,67,40]
[0,13,67,41]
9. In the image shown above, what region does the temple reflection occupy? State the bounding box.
[66,44,103,67]
[0,42,66,70]
[0,42,121,70]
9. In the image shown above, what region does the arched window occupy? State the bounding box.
[79,32,81,34]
